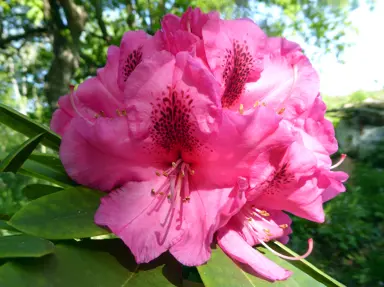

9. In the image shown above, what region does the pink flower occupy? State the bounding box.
[51,7,348,277]
[53,37,291,265]
[217,203,314,281]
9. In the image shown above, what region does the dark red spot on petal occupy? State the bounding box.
[122,47,143,82]
[150,88,199,153]
[221,40,254,108]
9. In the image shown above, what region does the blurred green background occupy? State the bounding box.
[0,0,383,286]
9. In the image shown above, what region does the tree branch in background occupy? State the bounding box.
[0,27,48,48]
[126,0,135,28]
[93,0,110,43]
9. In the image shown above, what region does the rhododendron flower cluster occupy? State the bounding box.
[51,7,348,281]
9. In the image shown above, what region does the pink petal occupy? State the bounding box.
[244,37,319,119]
[97,45,122,102]
[321,171,349,202]
[170,177,247,266]
[95,179,185,263]
[218,227,292,281]
[117,31,160,91]
[60,117,160,191]
[194,106,293,188]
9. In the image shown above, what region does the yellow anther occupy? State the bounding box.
[248,218,253,222]
[189,169,195,175]
[155,171,161,176]
[263,228,270,233]
[259,210,270,217]
[151,188,156,194]
[163,171,168,177]
[262,102,267,107]
[253,101,259,108]
[116,109,122,116]
[167,194,171,199]
[94,114,100,119]
[121,110,127,116]
[172,162,177,168]
[279,224,288,229]
[277,107,286,115]
[239,104,244,115]
[181,170,185,177]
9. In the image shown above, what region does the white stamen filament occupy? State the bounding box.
[68,86,93,125]
[259,238,313,261]
[331,154,347,169]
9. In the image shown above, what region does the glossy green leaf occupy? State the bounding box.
[0,235,55,258]
[197,244,345,287]
[0,104,61,151]
[0,133,45,173]
[23,184,63,200]
[0,239,182,287]
[28,153,66,173]
[9,187,109,239]
[0,151,76,188]
[0,220,18,232]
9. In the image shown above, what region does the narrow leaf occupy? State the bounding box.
[197,245,345,287]
[23,184,63,200]
[0,220,18,232]
[9,187,109,239]
[0,151,76,188]
[0,239,182,287]
[0,235,55,258]
[28,153,66,173]
[0,133,45,173]
[0,104,61,151]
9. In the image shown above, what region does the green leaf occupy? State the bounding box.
[0,104,61,151]
[23,184,63,200]
[0,151,76,188]
[9,187,109,239]
[28,153,67,173]
[0,235,55,258]
[0,220,18,232]
[197,244,345,287]
[0,239,182,287]
[0,133,45,173]
[20,159,76,188]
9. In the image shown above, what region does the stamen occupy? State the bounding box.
[99,111,105,117]
[277,107,286,115]
[151,188,156,195]
[239,104,244,115]
[262,102,267,106]
[121,110,127,116]
[116,109,122,116]
[253,101,259,108]
[182,169,190,203]
[279,224,288,229]
[331,154,347,169]
[155,171,161,176]
[259,238,314,261]
[254,207,270,217]
[172,162,177,168]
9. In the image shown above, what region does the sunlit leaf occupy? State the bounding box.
[0,239,182,287]
[0,235,54,259]
[0,104,61,151]
[9,187,109,239]
[0,133,45,173]
[197,244,346,287]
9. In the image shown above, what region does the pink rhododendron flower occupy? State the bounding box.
[51,33,292,265]
[51,6,348,282]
